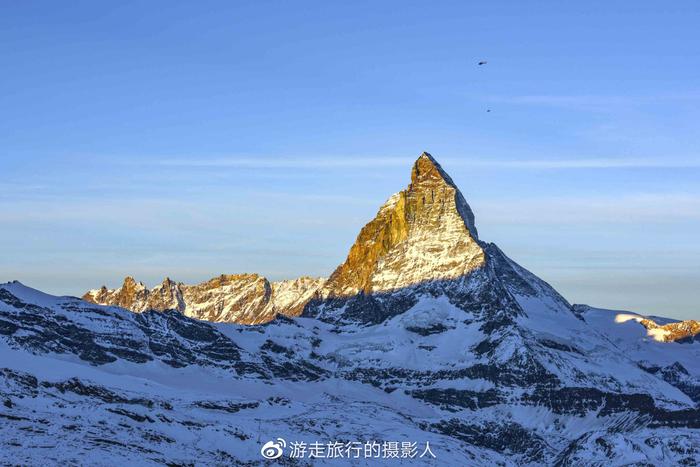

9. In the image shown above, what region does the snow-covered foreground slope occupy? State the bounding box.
[1,280,699,466]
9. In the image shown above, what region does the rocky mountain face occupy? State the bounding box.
[3,152,700,465]
[84,274,325,324]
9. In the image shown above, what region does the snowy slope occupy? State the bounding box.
[2,280,699,466]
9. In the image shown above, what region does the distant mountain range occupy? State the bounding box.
[2,153,699,465]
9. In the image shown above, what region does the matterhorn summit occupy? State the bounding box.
[322,152,484,296]
[304,152,574,327]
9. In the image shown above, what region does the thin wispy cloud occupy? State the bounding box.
[153,157,411,169]
[486,94,632,111]
[150,156,700,170]
[478,193,700,225]
[483,92,700,111]
[450,157,700,169]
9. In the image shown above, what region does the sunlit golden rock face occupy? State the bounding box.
[87,276,149,310]
[83,274,325,324]
[323,152,485,297]
[639,318,700,343]
[615,313,700,343]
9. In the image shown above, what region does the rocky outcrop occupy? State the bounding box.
[180,274,272,323]
[84,276,182,314]
[269,276,326,316]
[639,317,700,343]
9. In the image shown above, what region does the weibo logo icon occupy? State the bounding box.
[260,438,286,459]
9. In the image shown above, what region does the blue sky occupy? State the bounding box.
[1,1,699,319]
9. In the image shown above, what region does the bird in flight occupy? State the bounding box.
[480,61,491,113]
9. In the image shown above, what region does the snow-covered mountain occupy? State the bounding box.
[2,153,699,465]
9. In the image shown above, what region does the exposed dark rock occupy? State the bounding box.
[430,419,547,462]
[409,388,501,411]
[194,400,259,413]
[405,323,453,335]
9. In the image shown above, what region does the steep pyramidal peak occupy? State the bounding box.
[323,152,484,296]
[304,152,575,326]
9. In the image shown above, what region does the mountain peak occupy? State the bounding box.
[410,152,477,238]
[412,151,447,182]
[417,150,436,162]
[322,152,485,296]
[411,152,453,185]
[122,276,143,288]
